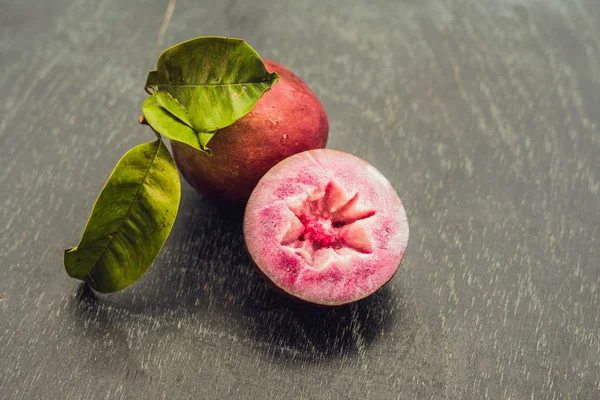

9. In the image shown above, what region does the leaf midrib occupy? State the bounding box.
[86,141,161,284]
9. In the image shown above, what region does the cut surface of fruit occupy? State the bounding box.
[243,149,409,306]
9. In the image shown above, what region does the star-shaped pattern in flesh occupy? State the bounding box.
[281,181,376,265]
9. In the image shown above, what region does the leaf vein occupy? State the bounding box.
[85,141,162,284]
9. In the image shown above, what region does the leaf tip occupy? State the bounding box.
[269,71,280,84]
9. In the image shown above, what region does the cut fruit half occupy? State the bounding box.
[243,149,409,306]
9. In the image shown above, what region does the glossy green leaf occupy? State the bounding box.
[155,91,193,129]
[142,95,209,154]
[144,36,278,152]
[64,138,181,293]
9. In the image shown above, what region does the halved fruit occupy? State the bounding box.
[243,149,409,306]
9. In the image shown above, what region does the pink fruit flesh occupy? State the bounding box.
[244,149,409,306]
[171,59,329,203]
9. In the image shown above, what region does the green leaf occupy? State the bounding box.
[142,95,210,154]
[64,138,181,293]
[144,36,279,151]
[155,91,193,129]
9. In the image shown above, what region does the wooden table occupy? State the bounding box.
[1,0,599,398]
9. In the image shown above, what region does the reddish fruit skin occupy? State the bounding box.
[171,60,329,203]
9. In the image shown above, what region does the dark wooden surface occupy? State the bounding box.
[1,0,599,398]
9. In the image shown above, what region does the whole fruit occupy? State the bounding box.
[170,60,329,203]
[243,149,409,306]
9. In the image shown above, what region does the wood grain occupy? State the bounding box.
[1,0,598,398]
